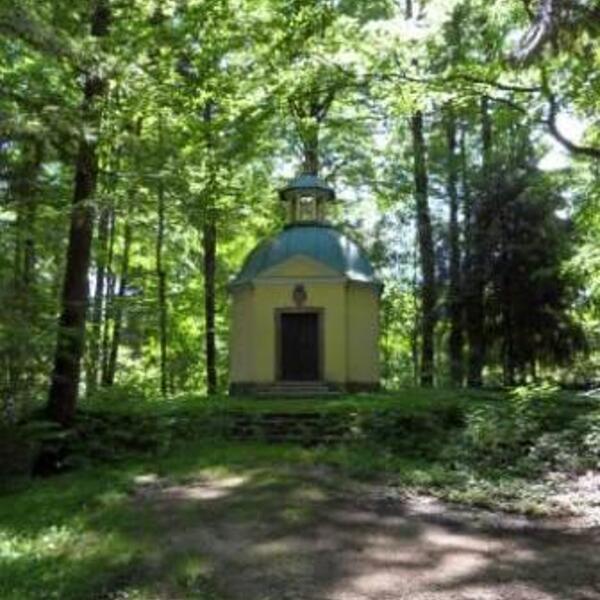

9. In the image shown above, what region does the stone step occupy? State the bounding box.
[256,391,340,398]
[253,383,340,398]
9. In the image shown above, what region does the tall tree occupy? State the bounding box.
[445,106,463,386]
[289,84,335,175]
[156,115,169,398]
[464,96,491,388]
[86,202,111,392]
[202,102,218,396]
[411,110,436,387]
[100,207,116,386]
[47,0,111,425]
[105,213,132,386]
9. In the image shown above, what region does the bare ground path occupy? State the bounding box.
[132,467,600,600]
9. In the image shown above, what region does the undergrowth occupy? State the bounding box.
[0,385,599,599]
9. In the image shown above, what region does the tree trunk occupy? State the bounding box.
[465,96,490,388]
[156,168,168,398]
[411,240,420,386]
[86,203,110,393]
[47,0,110,425]
[155,113,169,398]
[502,295,516,386]
[47,0,111,425]
[100,207,116,385]
[302,125,319,175]
[446,107,463,386]
[500,192,515,387]
[203,102,217,395]
[47,144,98,423]
[481,95,492,169]
[21,141,42,292]
[292,91,333,177]
[411,110,436,387]
[203,203,217,395]
[105,216,132,386]
[461,126,471,261]
[8,200,23,401]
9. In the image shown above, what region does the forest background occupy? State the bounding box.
[1,0,599,426]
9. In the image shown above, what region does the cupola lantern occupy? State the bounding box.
[279,173,335,223]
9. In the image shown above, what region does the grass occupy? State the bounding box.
[2,387,598,598]
[2,435,591,599]
[0,442,308,600]
[2,441,411,600]
[79,386,503,416]
[0,437,594,599]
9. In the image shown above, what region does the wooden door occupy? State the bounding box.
[280,312,320,381]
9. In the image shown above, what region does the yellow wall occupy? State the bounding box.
[257,255,341,280]
[251,281,347,382]
[346,284,380,383]
[229,286,254,381]
[229,254,379,386]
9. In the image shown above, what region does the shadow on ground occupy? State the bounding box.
[128,466,600,600]
[1,455,599,600]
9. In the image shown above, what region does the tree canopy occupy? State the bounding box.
[0,0,598,423]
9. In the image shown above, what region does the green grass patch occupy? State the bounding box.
[0,442,318,600]
[80,386,501,417]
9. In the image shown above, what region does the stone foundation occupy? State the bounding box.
[229,381,379,397]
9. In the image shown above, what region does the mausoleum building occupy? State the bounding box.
[228,174,381,395]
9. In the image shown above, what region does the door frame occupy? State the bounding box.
[274,307,324,382]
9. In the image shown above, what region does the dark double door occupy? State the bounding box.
[279,312,320,381]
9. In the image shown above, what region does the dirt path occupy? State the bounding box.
[135,468,600,600]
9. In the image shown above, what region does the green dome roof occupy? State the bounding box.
[231,223,380,288]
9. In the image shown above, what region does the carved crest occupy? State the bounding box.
[292,283,307,307]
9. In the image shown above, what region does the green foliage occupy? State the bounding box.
[7,388,597,489]
[358,403,464,456]
[1,0,599,418]
[1,1,599,593]
[462,384,600,473]
[463,385,556,459]
[0,425,38,480]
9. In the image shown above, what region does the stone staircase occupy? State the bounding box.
[225,411,355,444]
[253,381,340,398]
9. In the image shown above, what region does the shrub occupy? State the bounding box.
[0,420,65,478]
[359,401,465,457]
[0,425,37,478]
[580,413,600,467]
[461,384,600,473]
[462,384,562,466]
